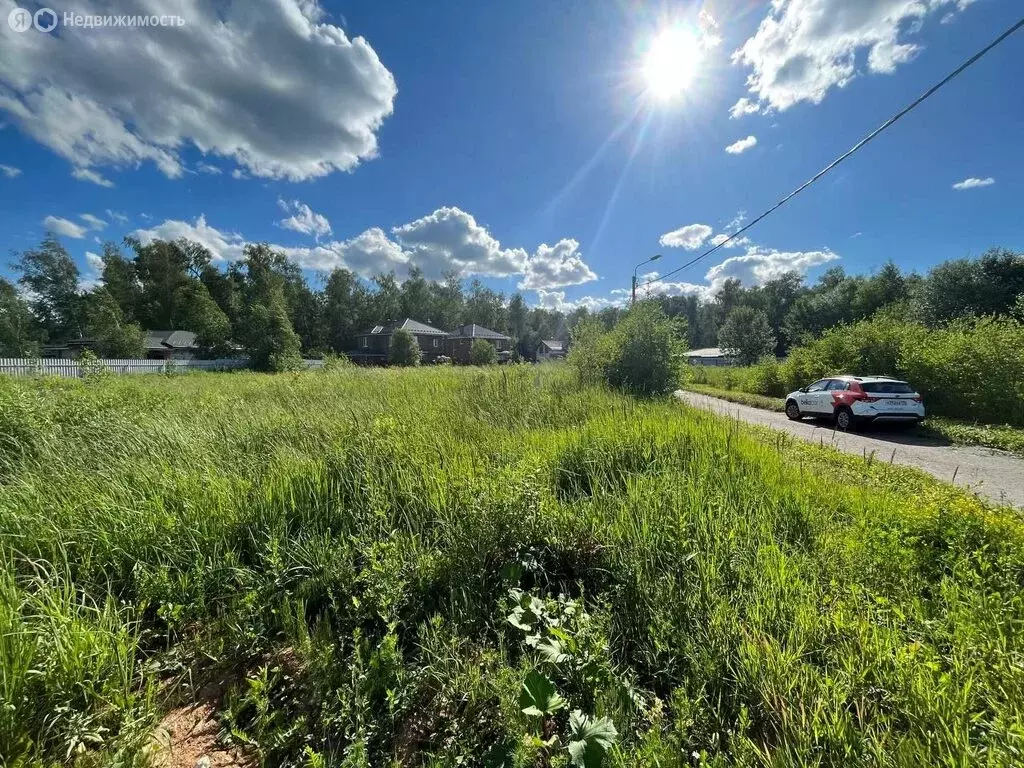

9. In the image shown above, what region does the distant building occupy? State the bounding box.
[445,324,512,363]
[352,319,448,363]
[684,347,734,366]
[41,338,98,359]
[145,330,200,360]
[535,339,566,362]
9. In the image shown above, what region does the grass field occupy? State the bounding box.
[2,365,1024,767]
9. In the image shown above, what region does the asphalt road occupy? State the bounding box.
[674,390,1024,510]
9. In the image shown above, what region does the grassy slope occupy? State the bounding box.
[680,377,1024,456]
[1,367,1024,767]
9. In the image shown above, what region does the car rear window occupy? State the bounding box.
[862,381,914,394]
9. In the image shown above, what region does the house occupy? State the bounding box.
[445,324,512,363]
[351,318,448,363]
[535,339,566,362]
[145,330,200,360]
[684,347,734,366]
[41,338,98,359]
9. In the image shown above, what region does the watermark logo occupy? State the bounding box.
[7,6,58,32]
[7,6,32,32]
[7,7,185,32]
[35,7,57,32]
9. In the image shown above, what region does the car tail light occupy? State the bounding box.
[912,395,923,402]
[849,392,879,403]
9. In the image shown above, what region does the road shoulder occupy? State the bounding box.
[674,389,1024,510]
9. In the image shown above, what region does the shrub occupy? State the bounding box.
[389,328,421,366]
[747,358,787,398]
[469,338,497,365]
[568,302,686,395]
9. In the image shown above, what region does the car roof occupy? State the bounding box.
[832,375,909,384]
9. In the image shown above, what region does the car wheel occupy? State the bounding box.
[785,400,802,421]
[834,406,855,431]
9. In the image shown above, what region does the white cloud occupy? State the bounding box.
[704,246,838,290]
[952,176,994,190]
[0,163,21,178]
[79,251,105,291]
[726,211,747,229]
[79,213,107,231]
[725,135,757,154]
[133,215,246,262]
[196,162,222,175]
[132,206,593,285]
[392,206,529,280]
[638,281,711,301]
[535,289,623,313]
[0,0,397,183]
[732,0,976,112]
[43,215,87,239]
[277,199,332,240]
[280,227,411,274]
[660,223,713,250]
[72,168,115,187]
[106,209,128,224]
[518,239,597,290]
[729,97,759,119]
[710,233,752,248]
[635,245,838,300]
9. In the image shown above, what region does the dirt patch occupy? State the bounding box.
[151,682,253,768]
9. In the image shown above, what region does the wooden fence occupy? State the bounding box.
[0,358,324,378]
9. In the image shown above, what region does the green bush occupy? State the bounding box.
[568,302,686,395]
[469,338,497,365]
[389,328,421,366]
[747,358,787,398]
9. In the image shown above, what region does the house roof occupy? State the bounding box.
[538,339,564,352]
[358,318,447,337]
[685,347,731,358]
[446,324,510,340]
[145,330,199,350]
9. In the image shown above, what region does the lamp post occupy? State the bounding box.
[632,254,662,304]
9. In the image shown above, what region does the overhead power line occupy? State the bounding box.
[640,15,1024,292]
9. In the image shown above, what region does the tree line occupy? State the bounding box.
[2,234,1021,371]
[661,248,1024,365]
[0,234,580,369]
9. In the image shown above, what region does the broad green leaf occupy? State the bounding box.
[567,710,618,768]
[520,670,566,717]
[538,637,569,665]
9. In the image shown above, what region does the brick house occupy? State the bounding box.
[351,319,448,363]
[445,324,512,363]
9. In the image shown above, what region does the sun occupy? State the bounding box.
[642,27,701,102]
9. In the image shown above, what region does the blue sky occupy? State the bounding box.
[0,0,1020,311]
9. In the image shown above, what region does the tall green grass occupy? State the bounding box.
[1,366,1023,766]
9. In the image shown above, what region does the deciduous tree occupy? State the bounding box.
[719,306,776,365]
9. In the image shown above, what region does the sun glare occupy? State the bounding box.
[642,27,701,102]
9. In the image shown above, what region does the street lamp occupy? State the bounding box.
[632,254,662,304]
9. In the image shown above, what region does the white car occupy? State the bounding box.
[784,375,925,431]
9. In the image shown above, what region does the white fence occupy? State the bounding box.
[0,358,252,378]
[0,358,330,379]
